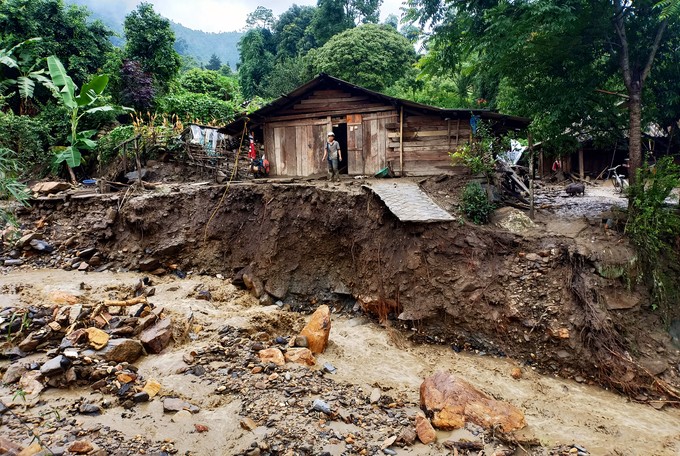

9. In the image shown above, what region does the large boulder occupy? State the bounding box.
[420,371,526,432]
[299,305,331,354]
[284,348,316,366]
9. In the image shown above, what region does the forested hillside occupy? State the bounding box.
[64,0,241,67]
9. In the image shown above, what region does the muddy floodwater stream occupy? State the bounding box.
[1,269,679,455]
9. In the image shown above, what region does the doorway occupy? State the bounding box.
[334,123,348,174]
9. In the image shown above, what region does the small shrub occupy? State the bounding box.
[461,182,495,224]
[96,125,136,166]
[0,112,53,171]
[626,156,680,318]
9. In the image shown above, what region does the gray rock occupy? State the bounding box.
[96,338,144,363]
[79,403,102,415]
[2,363,27,384]
[311,399,331,414]
[40,355,71,376]
[163,397,200,414]
[3,259,24,266]
[30,239,54,253]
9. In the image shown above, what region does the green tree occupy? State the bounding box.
[309,24,416,91]
[274,5,317,58]
[311,0,354,45]
[246,6,275,30]
[177,68,238,101]
[406,0,678,183]
[237,28,275,98]
[0,0,113,86]
[206,54,222,71]
[124,2,181,94]
[263,55,314,99]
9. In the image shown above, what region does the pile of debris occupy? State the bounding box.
[1,281,171,407]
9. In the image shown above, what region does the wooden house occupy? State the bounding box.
[220,74,530,177]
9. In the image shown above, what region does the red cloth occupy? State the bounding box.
[248,138,257,160]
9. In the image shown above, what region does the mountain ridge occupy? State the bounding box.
[64,0,241,68]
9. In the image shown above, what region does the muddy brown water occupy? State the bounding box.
[1,269,679,455]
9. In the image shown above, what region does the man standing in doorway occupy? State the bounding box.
[322,131,342,182]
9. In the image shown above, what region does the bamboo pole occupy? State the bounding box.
[399,106,404,176]
[529,132,535,219]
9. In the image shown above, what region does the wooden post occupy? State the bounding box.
[399,106,404,176]
[578,148,584,179]
[456,119,461,148]
[529,133,535,220]
[134,137,145,190]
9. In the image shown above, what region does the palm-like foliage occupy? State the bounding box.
[0,38,57,114]
[657,0,680,18]
[0,147,29,226]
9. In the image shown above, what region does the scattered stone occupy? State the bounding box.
[68,440,94,454]
[311,399,331,415]
[79,403,102,415]
[194,424,209,433]
[420,371,526,432]
[243,272,265,298]
[163,398,199,414]
[85,327,110,350]
[19,370,44,395]
[139,318,173,354]
[196,290,212,301]
[40,355,71,377]
[259,294,273,306]
[77,261,89,271]
[396,427,417,446]
[299,305,331,354]
[293,335,309,348]
[31,181,70,195]
[265,276,289,300]
[322,362,337,374]
[240,417,258,431]
[381,435,397,450]
[415,412,436,444]
[96,338,144,363]
[29,239,54,253]
[2,363,27,384]
[258,347,285,366]
[511,367,522,380]
[139,257,160,272]
[284,347,316,366]
[17,442,43,456]
[133,392,150,403]
[370,388,381,404]
[171,410,193,422]
[4,259,24,266]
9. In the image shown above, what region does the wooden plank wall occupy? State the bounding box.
[386,114,472,176]
[362,111,399,174]
[276,89,388,117]
[264,118,329,176]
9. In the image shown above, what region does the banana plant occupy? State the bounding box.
[47,55,121,184]
[0,38,56,114]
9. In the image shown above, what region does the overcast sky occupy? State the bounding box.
[105,0,408,33]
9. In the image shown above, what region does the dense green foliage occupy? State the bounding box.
[0,147,29,226]
[461,182,495,224]
[309,24,416,91]
[626,156,680,317]
[177,69,238,101]
[0,112,53,170]
[124,3,181,94]
[405,0,680,178]
[95,125,135,166]
[0,0,113,86]
[157,93,236,125]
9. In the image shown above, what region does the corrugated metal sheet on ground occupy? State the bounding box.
[363,181,455,223]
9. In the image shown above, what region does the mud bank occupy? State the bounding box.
[7,178,680,399]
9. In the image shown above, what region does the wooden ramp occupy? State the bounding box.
[363,181,455,223]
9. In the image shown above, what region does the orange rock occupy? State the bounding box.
[415,412,436,444]
[511,367,522,380]
[48,290,78,305]
[258,347,285,366]
[68,440,94,454]
[194,424,209,433]
[420,371,526,432]
[284,347,316,366]
[299,305,331,354]
[17,443,42,456]
[85,327,109,350]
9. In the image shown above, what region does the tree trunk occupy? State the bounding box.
[627,88,642,185]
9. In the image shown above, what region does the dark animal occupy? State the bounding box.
[565,182,585,196]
